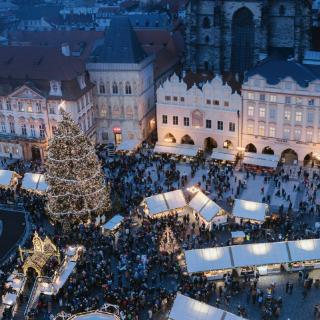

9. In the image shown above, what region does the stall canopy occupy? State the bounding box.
[169,293,245,320]
[232,199,268,222]
[69,311,117,320]
[243,152,280,169]
[211,149,237,162]
[145,190,186,216]
[116,139,141,152]
[184,239,320,274]
[101,215,124,231]
[0,169,17,187]
[21,173,48,192]
[231,231,245,238]
[188,191,222,222]
[154,142,199,157]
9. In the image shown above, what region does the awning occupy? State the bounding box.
[243,152,279,169]
[211,149,237,162]
[154,142,199,157]
[231,231,245,238]
[21,173,48,193]
[2,292,17,306]
[116,139,141,152]
[184,246,232,273]
[145,190,186,216]
[288,239,320,262]
[101,215,124,231]
[0,170,16,187]
[232,199,268,222]
[188,191,222,222]
[69,311,117,320]
[169,293,245,320]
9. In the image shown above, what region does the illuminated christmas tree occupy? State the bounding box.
[45,111,110,222]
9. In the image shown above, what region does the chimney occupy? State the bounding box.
[61,42,70,56]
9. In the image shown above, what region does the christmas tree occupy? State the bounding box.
[45,111,110,221]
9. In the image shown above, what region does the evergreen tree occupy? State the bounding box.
[45,111,110,221]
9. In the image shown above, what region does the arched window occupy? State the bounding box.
[202,17,210,29]
[279,5,285,16]
[99,82,105,94]
[112,82,118,94]
[125,82,132,94]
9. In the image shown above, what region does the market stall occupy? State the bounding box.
[231,231,246,245]
[169,293,245,320]
[0,169,19,188]
[144,189,186,218]
[21,173,48,193]
[116,139,141,153]
[68,310,120,319]
[211,149,237,163]
[101,215,124,235]
[243,152,280,173]
[188,190,227,229]
[232,199,268,224]
[154,142,199,157]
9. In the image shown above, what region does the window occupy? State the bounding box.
[258,125,265,136]
[248,105,254,117]
[284,110,291,121]
[229,122,235,132]
[39,125,45,138]
[173,96,178,102]
[285,82,292,90]
[306,130,313,142]
[217,120,223,130]
[6,100,11,111]
[30,124,36,137]
[173,116,178,125]
[224,101,229,107]
[165,96,171,101]
[254,79,260,87]
[308,99,315,106]
[307,112,314,123]
[206,99,211,105]
[213,100,219,105]
[99,82,105,94]
[202,17,210,29]
[206,119,211,128]
[294,129,301,141]
[125,82,132,95]
[285,96,291,104]
[259,94,265,101]
[296,97,302,105]
[112,82,118,94]
[184,117,190,126]
[36,102,41,112]
[162,115,167,124]
[1,122,5,133]
[295,111,302,122]
[247,124,254,134]
[180,97,185,102]
[248,92,254,100]
[270,95,277,103]
[269,127,276,137]
[283,128,290,139]
[259,107,266,117]
[269,109,276,120]
[18,101,24,112]
[21,124,27,136]
[279,5,285,16]
[9,122,15,134]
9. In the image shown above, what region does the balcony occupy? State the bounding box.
[0,133,46,143]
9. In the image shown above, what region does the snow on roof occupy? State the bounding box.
[288,239,320,262]
[70,311,117,320]
[154,142,199,157]
[0,169,15,187]
[101,215,124,231]
[232,199,268,221]
[116,139,141,152]
[211,149,237,162]
[243,152,279,168]
[231,231,245,238]
[22,173,48,192]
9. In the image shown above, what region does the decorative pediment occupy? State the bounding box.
[9,85,44,100]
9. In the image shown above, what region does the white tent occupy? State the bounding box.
[154,142,199,157]
[169,293,244,320]
[21,173,48,193]
[231,231,245,238]
[232,199,268,223]
[243,152,279,169]
[2,292,17,306]
[288,239,320,262]
[0,169,17,188]
[184,246,232,273]
[101,215,124,232]
[69,311,117,320]
[116,139,141,152]
[211,149,237,162]
[188,191,224,224]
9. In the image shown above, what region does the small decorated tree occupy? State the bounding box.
[45,111,110,222]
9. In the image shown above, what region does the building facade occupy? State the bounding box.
[242,59,320,163]
[185,0,311,74]
[157,74,241,151]
[87,17,156,145]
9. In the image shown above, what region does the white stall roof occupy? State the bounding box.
[232,199,267,221]
[188,191,222,222]
[101,215,124,231]
[231,231,245,238]
[70,311,117,320]
[22,173,48,192]
[145,193,167,216]
[211,149,237,162]
[2,292,17,306]
[169,293,244,320]
[184,246,232,273]
[154,142,199,157]
[232,242,289,267]
[288,239,320,262]
[116,139,141,152]
[243,152,279,168]
[164,189,186,210]
[0,170,15,187]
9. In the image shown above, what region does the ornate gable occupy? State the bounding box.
[9,85,44,100]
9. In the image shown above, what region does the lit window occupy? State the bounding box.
[296,97,302,105]
[270,95,277,103]
[269,127,276,137]
[248,106,254,117]
[259,107,266,117]
[258,125,265,136]
[284,110,291,121]
[248,92,254,100]
[306,130,313,142]
[247,124,254,134]
[295,111,302,122]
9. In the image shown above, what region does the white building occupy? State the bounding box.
[87,17,156,145]
[157,74,241,152]
[242,58,320,164]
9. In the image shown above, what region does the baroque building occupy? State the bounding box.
[185,0,311,74]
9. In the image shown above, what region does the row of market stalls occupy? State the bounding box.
[169,293,245,320]
[0,169,48,193]
[184,238,320,280]
[242,152,280,173]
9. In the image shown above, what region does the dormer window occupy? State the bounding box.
[50,80,62,96]
[77,75,86,90]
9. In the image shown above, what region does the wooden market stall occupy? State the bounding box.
[232,199,269,224]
